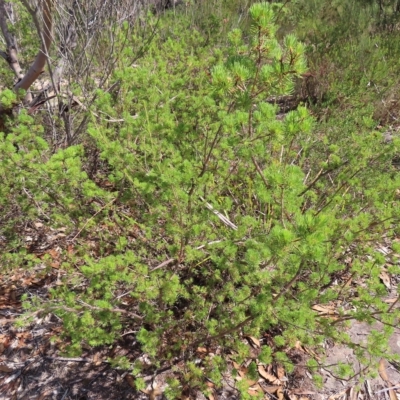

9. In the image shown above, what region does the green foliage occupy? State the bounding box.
[164,377,182,399]
[1,1,400,395]
[281,0,400,123]
[0,89,17,108]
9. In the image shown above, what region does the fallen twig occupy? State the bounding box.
[150,258,175,272]
[44,356,109,363]
[200,196,237,230]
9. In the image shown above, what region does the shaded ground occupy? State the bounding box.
[1,235,400,399]
[2,295,400,399]
[319,321,400,400]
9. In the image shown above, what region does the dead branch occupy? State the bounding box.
[16,0,54,92]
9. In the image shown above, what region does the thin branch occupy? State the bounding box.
[299,161,349,197]
[252,155,270,189]
[71,197,116,241]
[274,261,305,302]
[192,316,254,348]
[77,300,143,321]
[388,295,400,313]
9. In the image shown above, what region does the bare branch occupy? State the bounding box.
[15,0,54,91]
[1,0,167,133]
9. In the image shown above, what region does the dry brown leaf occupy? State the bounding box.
[238,370,247,378]
[249,383,262,391]
[0,364,13,372]
[258,365,281,385]
[378,359,389,381]
[247,389,260,396]
[92,353,102,366]
[245,379,259,387]
[347,387,357,400]
[10,288,17,302]
[245,335,260,348]
[125,374,135,388]
[344,278,352,287]
[294,341,306,352]
[232,361,240,370]
[275,364,285,379]
[232,361,250,380]
[140,386,163,400]
[36,390,52,400]
[262,385,281,394]
[379,270,391,290]
[197,347,208,354]
[47,248,59,260]
[277,387,284,400]
[328,390,346,400]
[378,359,397,400]
[312,304,337,315]
[302,345,320,361]
[384,297,399,303]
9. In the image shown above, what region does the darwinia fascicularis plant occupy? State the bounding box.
[2,2,400,396]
